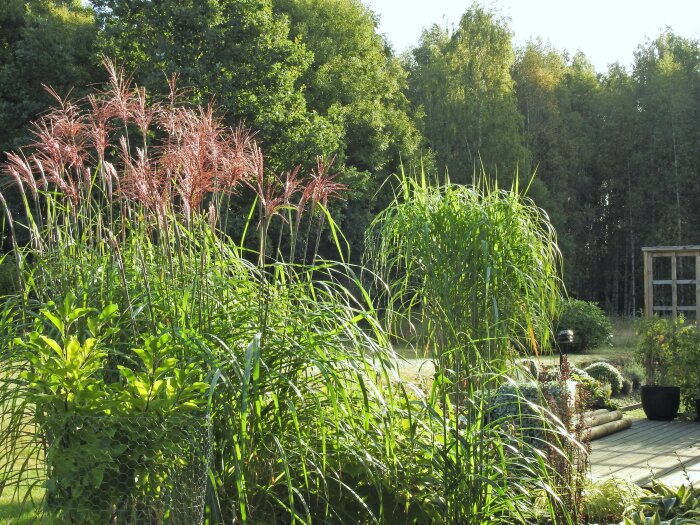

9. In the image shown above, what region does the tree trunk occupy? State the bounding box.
[672,119,682,242]
[628,161,636,317]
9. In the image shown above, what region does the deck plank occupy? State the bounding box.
[589,418,700,487]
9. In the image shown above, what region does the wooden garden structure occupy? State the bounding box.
[643,245,700,327]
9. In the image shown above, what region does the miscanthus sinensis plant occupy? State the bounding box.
[366,171,587,524]
[0,60,412,524]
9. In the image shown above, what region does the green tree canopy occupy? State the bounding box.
[0,0,98,152]
[273,0,426,256]
[512,40,569,224]
[633,31,700,245]
[274,0,422,172]
[92,0,341,170]
[407,4,527,182]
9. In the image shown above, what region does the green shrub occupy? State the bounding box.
[637,316,700,408]
[584,361,625,395]
[538,364,560,382]
[584,477,648,524]
[555,298,612,352]
[664,319,700,411]
[12,296,210,524]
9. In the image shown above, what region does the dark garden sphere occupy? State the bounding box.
[640,386,681,421]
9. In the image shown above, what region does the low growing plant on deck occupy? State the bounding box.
[636,316,700,408]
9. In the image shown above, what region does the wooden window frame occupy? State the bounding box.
[643,245,700,327]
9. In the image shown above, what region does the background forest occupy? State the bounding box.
[1,0,699,315]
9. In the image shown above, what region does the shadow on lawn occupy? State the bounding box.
[0,497,42,524]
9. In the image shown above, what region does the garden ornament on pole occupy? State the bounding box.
[556,329,574,368]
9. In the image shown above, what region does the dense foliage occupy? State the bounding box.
[583,362,625,395]
[14,299,209,523]
[405,6,526,182]
[556,298,613,352]
[94,0,343,172]
[0,0,99,154]
[637,316,700,408]
[624,481,700,524]
[1,3,699,523]
[0,66,586,524]
[511,35,700,313]
[0,67,401,523]
[367,174,563,366]
[489,380,576,442]
[273,0,425,255]
[366,173,587,523]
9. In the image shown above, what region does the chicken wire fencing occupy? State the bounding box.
[34,413,212,525]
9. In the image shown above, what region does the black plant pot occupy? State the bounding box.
[640,385,681,421]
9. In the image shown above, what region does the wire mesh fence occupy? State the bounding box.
[34,412,212,525]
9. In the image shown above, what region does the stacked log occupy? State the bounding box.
[577,409,631,441]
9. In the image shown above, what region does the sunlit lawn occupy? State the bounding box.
[539,316,638,368]
[0,452,43,524]
[397,316,641,399]
[0,488,43,525]
[0,402,43,524]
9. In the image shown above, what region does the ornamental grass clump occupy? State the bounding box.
[366,172,563,370]
[583,477,648,524]
[367,171,588,524]
[0,61,412,524]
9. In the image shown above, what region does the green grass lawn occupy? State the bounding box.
[540,316,638,367]
[0,488,43,525]
[397,316,644,405]
[0,452,44,524]
[0,403,44,524]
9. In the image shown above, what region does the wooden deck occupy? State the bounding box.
[590,418,700,487]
